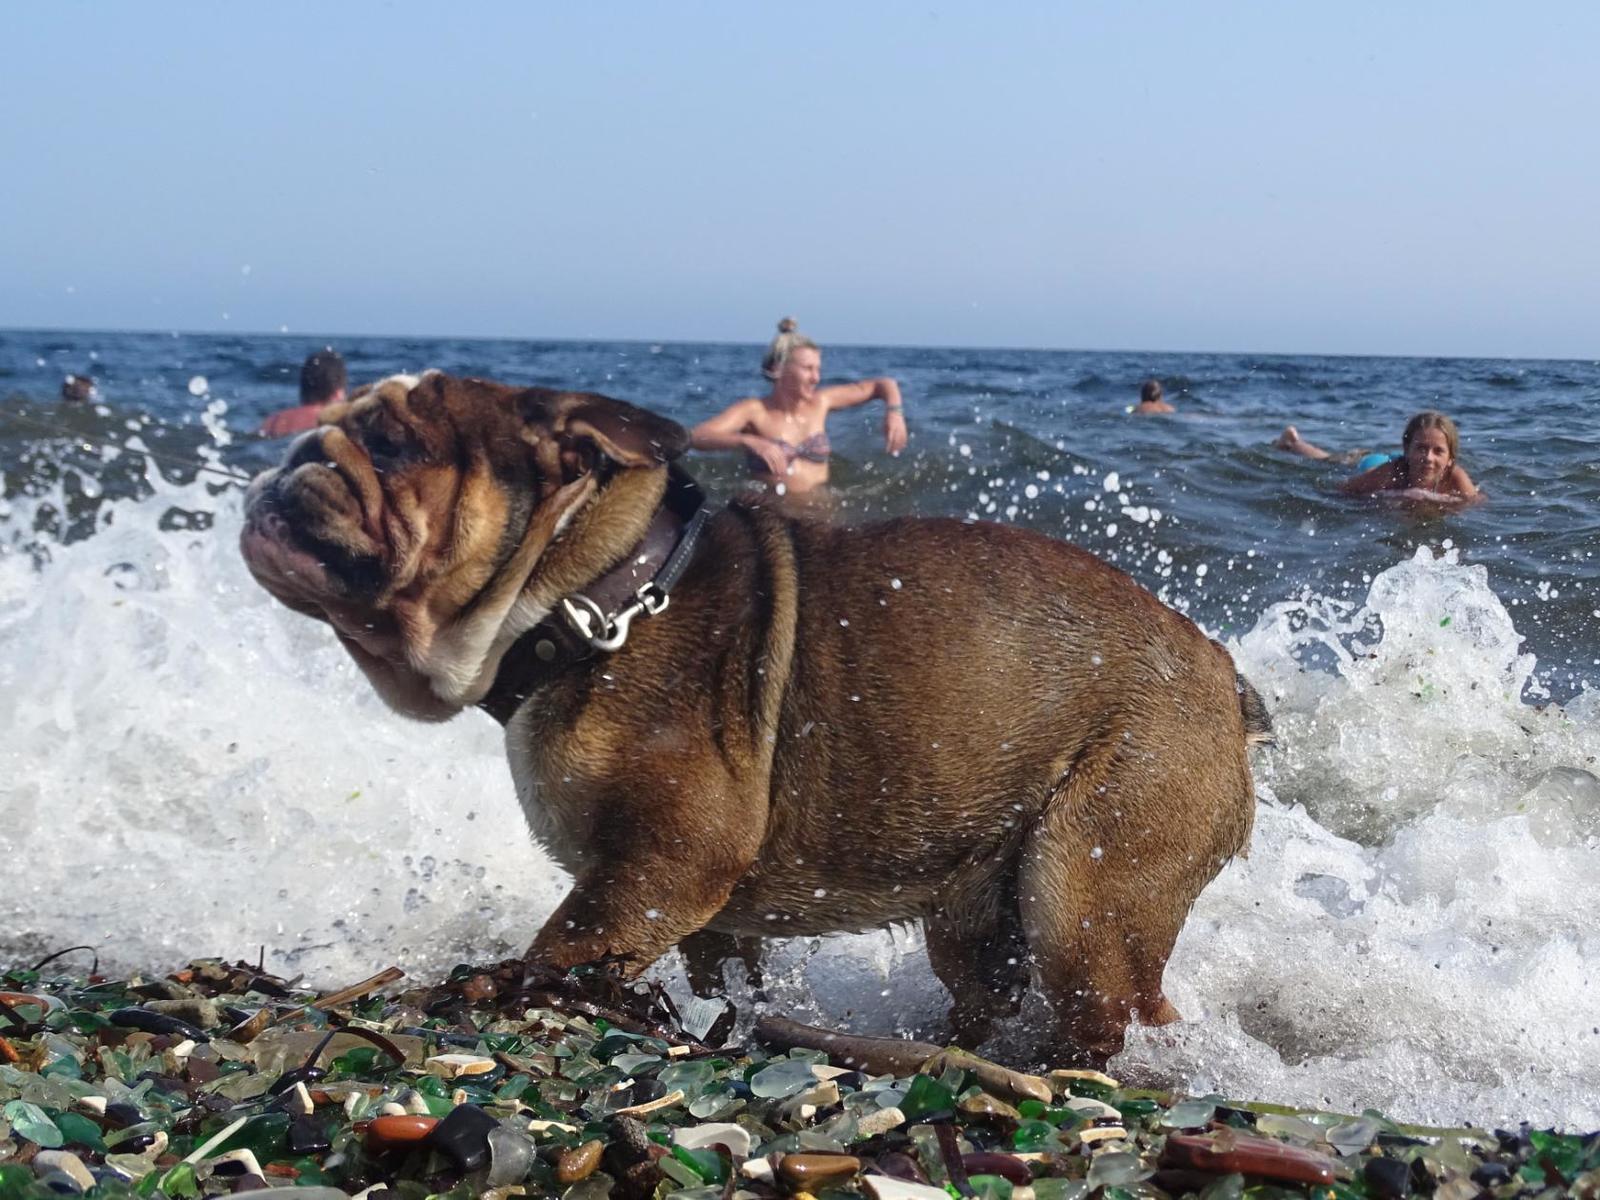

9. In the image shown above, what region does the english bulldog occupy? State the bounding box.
[240,372,1268,1064]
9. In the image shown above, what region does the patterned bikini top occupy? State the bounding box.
[746,430,832,473]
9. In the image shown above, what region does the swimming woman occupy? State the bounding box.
[689,318,907,494]
[1276,411,1481,502]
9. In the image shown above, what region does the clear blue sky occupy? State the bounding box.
[4,3,1596,358]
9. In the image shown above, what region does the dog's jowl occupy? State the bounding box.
[241,372,1270,1065]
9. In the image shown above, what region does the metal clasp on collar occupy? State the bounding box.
[560,582,671,653]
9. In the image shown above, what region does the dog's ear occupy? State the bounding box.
[517,388,689,468]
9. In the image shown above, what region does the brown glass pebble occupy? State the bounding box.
[557,1139,605,1183]
[778,1152,863,1186]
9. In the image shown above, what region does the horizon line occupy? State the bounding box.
[1,322,1594,369]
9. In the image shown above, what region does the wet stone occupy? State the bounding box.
[960,1092,1022,1125]
[286,1115,331,1155]
[1364,1154,1413,1197]
[424,1102,500,1170]
[1470,1160,1513,1186]
[144,997,223,1029]
[108,1007,210,1041]
[961,1151,1034,1186]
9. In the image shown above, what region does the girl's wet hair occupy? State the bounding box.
[1402,410,1460,460]
[762,316,820,380]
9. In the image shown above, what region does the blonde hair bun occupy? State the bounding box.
[761,318,819,380]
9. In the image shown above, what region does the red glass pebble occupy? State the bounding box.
[1161,1132,1336,1186]
[364,1114,440,1151]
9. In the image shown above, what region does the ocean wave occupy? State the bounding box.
[2,474,1597,1127]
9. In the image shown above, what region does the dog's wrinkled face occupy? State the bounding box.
[241,372,686,718]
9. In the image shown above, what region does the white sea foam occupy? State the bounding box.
[1,473,1596,1130]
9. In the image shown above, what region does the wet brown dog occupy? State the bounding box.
[240,372,1268,1064]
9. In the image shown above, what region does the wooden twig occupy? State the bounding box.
[754,1015,943,1075]
[752,1015,1051,1104]
[273,966,406,1025]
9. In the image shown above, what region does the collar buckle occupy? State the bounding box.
[561,581,672,653]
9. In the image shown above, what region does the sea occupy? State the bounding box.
[2,329,1598,1131]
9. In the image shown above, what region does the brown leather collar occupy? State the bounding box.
[479,470,706,725]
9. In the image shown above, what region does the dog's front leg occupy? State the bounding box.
[525,805,762,979]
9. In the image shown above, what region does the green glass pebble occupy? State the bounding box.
[158,1161,199,1198]
[671,1144,727,1184]
[40,1057,83,1082]
[330,1047,380,1076]
[1116,1098,1159,1119]
[412,1074,448,1098]
[495,1074,532,1102]
[1030,1180,1089,1200]
[1058,1076,1115,1101]
[658,1154,705,1188]
[1197,1173,1244,1200]
[210,1112,289,1159]
[898,1074,956,1120]
[1529,1130,1585,1177]
[2,1099,64,1148]
[687,1085,743,1121]
[1012,1119,1060,1151]
[590,1033,641,1060]
[52,1110,107,1151]
[659,1059,716,1101]
[1160,1099,1218,1129]
[612,1052,662,1075]
[749,1057,819,1099]
[968,1175,1014,1200]
[1017,1099,1046,1119]
[1085,1150,1149,1190]
[907,1125,947,1183]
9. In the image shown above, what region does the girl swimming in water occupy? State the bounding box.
[689,318,907,494]
[1276,411,1481,502]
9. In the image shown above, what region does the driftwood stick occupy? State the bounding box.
[754,1015,942,1075]
[272,966,407,1026]
[312,966,407,1010]
[752,1015,1052,1105]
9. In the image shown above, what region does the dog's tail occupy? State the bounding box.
[1235,672,1274,747]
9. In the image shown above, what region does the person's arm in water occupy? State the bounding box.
[690,398,790,476]
[1444,464,1483,502]
[820,377,908,455]
[1338,459,1406,496]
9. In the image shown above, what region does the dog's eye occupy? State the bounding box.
[361,414,414,464]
